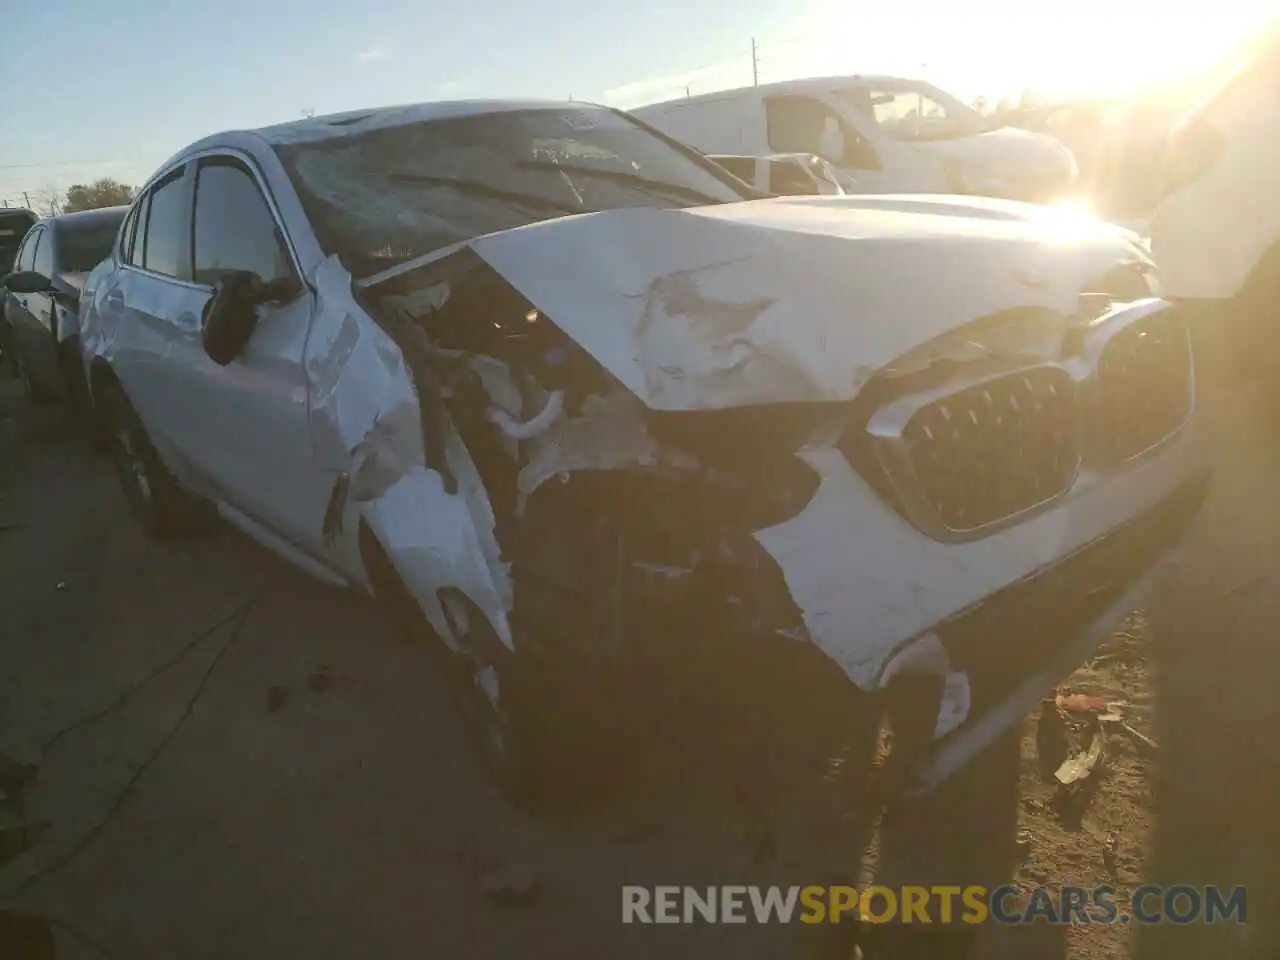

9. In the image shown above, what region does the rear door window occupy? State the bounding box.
[141,168,190,279]
[32,227,54,277]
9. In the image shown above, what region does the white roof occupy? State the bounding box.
[632,74,937,112]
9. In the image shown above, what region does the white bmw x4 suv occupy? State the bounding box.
[78,99,1208,801]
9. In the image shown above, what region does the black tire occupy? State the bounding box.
[361,528,541,802]
[7,342,58,405]
[99,380,214,538]
[57,339,108,452]
[437,590,544,801]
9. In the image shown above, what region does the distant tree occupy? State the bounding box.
[35,184,63,217]
[64,178,135,213]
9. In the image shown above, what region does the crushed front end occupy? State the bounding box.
[353,205,1207,799]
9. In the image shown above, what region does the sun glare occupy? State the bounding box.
[799,1,1273,104]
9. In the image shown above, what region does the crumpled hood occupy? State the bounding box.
[463,196,1148,412]
[915,125,1076,180]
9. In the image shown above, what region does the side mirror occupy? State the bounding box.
[2,270,53,294]
[202,271,302,366]
[201,272,259,365]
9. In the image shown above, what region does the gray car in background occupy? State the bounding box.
[2,206,127,409]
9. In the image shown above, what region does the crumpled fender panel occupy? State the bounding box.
[304,256,513,652]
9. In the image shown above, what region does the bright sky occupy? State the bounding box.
[0,0,1272,209]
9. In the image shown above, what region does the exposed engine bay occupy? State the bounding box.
[366,251,822,673]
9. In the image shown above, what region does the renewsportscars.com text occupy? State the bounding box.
[621,885,1247,926]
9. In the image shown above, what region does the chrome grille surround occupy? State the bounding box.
[1088,308,1194,464]
[862,299,1194,543]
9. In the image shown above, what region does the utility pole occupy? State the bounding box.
[22,191,31,209]
[685,85,691,98]
[751,37,759,86]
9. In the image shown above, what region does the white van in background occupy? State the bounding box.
[706,152,846,195]
[631,76,1079,203]
[1150,25,1279,313]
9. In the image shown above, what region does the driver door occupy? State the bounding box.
[172,152,333,560]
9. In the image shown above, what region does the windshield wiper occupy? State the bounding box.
[388,172,581,214]
[515,161,724,205]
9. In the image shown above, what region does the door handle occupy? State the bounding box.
[105,290,124,309]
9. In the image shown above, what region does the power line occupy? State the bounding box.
[0,158,127,171]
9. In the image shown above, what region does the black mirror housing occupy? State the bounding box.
[3,270,53,294]
[201,271,261,366]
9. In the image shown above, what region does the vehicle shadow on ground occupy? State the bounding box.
[0,373,1061,959]
[1135,375,1280,960]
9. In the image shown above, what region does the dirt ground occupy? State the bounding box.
[0,354,1275,959]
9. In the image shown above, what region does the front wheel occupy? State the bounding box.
[362,531,541,802]
[439,593,538,799]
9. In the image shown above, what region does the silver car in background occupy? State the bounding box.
[2,206,127,410]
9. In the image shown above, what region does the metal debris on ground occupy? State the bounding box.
[1102,833,1121,879]
[1118,721,1159,752]
[1056,692,1109,713]
[1016,830,1034,858]
[1035,698,1070,781]
[1054,733,1104,785]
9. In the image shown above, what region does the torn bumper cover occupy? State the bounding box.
[907,469,1208,793]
